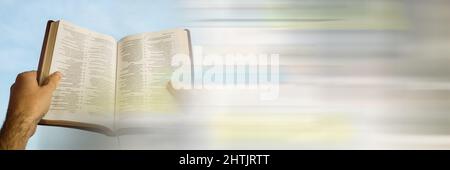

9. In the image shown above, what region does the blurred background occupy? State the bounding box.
[1,0,450,149]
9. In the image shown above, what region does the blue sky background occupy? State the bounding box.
[0,0,185,149]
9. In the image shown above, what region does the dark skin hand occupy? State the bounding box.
[0,71,61,150]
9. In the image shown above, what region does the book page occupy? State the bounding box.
[44,20,117,128]
[116,29,190,128]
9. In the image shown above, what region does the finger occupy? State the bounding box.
[166,81,177,97]
[10,83,15,91]
[16,71,37,82]
[42,71,62,91]
[166,81,188,99]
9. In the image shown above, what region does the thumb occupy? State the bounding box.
[42,71,62,92]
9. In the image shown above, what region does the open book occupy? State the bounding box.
[37,20,192,136]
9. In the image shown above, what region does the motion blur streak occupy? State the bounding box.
[164,0,450,149]
[1,0,450,149]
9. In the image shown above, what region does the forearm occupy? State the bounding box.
[0,114,36,150]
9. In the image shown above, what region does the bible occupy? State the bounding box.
[37,20,192,136]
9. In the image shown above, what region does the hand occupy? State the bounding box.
[166,81,192,103]
[0,71,61,150]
